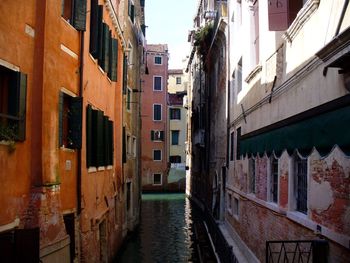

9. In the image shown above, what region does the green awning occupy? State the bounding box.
[240,105,350,157]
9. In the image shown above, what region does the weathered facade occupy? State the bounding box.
[119,0,145,236]
[141,44,169,191]
[187,0,350,262]
[225,0,350,262]
[167,69,188,192]
[0,0,144,262]
[186,0,228,218]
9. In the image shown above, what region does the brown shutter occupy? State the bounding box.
[268,0,288,31]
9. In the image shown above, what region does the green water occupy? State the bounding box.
[115,193,199,263]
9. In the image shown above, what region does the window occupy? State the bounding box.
[128,0,135,23]
[151,130,164,141]
[132,137,136,157]
[89,0,118,80]
[127,88,131,111]
[153,104,162,121]
[126,135,131,155]
[153,149,162,161]
[86,105,114,167]
[236,127,241,160]
[171,130,179,145]
[58,92,82,149]
[154,56,162,65]
[237,58,242,93]
[169,155,181,163]
[294,155,308,214]
[270,157,278,203]
[227,193,232,213]
[126,182,131,211]
[61,0,86,31]
[153,173,162,185]
[268,0,305,31]
[233,197,239,216]
[249,158,256,194]
[170,108,181,120]
[251,1,259,66]
[230,131,234,161]
[176,77,181,84]
[153,76,162,91]
[0,65,27,142]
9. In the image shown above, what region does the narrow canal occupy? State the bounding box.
[115,193,211,263]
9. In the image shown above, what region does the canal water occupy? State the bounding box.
[115,193,200,263]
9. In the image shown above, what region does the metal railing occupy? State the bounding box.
[204,209,239,263]
[266,240,329,263]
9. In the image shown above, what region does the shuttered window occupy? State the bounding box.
[128,0,135,23]
[123,54,127,94]
[0,65,27,141]
[151,130,164,141]
[58,92,82,149]
[61,0,86,31]
[89,3,118,81]
[86,105,113,168]
[268,0,303,31]
[153,76,162,91]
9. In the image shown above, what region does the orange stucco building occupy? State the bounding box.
[141,44,169,191]
[0,0,145,262]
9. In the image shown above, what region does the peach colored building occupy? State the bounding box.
[0,0,145,262]
[141,44,169,191]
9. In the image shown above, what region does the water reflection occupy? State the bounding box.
[115,193,199,263]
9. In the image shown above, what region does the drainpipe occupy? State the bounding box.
[77,31,84,215]
[335,0,349,37]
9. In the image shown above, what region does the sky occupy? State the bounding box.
[145,0,198,69]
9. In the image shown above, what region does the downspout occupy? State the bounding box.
[77,31,85,215]
[335,0,349,37]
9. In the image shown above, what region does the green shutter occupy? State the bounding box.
[109,38,118,81]
[96,110,104,166]
[73,0,87,31]
[68,97,82,149]
[91,108,98,166]
[89,0,99,57]
[123,54,127,94]
[101,24,110,73]
[122,126,126,163]
[97,5,103,63]
[103,116,109,166]
[151,130,154,140]
[160,131,164,141]
[58,92,64,146]
[86,105,93,167]
[130,4,135,23]
[17,72,27,141]
[108,120,114,165]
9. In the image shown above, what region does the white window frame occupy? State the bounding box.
[153,173,162,185]
[153,76,163,91]
[153,103,162,121]
[153,149,162,161]
[154,56,162,65]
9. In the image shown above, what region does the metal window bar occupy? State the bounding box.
[296,157,308,213]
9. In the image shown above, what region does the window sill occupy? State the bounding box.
[283,0,320,43]
[60,146,75,153]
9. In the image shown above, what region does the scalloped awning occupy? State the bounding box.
[240,97,350,157]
